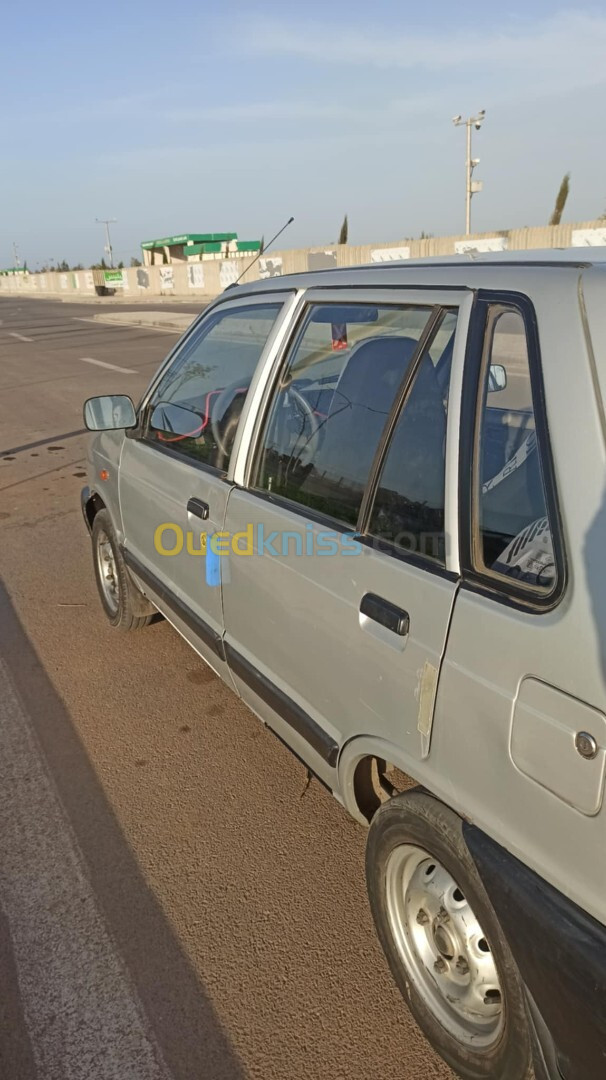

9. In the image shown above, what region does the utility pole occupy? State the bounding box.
[12,241,20,269]
[452,111,485,235]
[95,218,117,267]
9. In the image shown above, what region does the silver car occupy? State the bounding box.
[82,252,606,1080]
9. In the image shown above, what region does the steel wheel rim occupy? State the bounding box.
[96,530,119,614]
[385,844,504,1048]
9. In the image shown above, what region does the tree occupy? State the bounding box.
[338,214,349,245]
[130,256,142,267]
[549,172,570,226]
[117,260,124,269]
[57,259,70,271]
[259,235,265,254]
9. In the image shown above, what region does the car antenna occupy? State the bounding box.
[231,216,295,287]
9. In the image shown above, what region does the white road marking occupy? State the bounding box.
[73,317,181,335]
[80,357,137,374]
[0,659,171,1080]
[9,332,33,342]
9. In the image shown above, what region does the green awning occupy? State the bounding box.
[141,232,237,250]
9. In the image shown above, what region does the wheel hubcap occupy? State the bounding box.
[96,531,119,614]
[385,844,503,1048]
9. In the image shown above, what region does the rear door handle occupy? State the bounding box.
[187,497,210,520]
[360,593,410,636]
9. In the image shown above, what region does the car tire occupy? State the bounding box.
[365,790,534,1080]
[91,509,155,631]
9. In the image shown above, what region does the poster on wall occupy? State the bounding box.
[103,269,128,289]
[159,266,174,290]
[454,237,508,254]
[307,251,337,271]
[59,273,68,290]
[259,257,283,278]
[84,271,94,291]
[39,275,47,289]
[136,268,150,289]
[571,228,606,246]
[371,247,411,262]
[220,261,240,288]
[188,264,205,289]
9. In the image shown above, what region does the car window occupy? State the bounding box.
[368,311,458,565]
[147,303,282,471]
[253,303,435,527]
[474,308,556,593]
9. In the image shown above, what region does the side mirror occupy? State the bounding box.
[488,364,507,392]
[84,395,137,431]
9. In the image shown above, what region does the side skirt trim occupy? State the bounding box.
[121,548,225,661]
[225,643,339,768]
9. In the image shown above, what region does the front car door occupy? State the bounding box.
[221,287,472,786]
[118,293,296,672]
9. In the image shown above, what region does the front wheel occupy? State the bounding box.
[365,790,534,1080]
[91,509,155,630]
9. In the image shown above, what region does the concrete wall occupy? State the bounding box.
[2,219,606,302]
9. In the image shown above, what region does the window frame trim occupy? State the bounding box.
[240,288,471,578]
[459,289,567,613]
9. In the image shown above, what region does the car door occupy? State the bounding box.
[118,293,295,672]
[221,287,472,785]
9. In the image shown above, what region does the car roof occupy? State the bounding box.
[381,247,606,267]
[225,247,606,302]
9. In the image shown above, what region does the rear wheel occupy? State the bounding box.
[366,790,534,1079]
[91,509,155,630]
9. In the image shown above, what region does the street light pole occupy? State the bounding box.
[452,111,485,235]
[95,218,117,267]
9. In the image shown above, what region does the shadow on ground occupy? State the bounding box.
[0,580,245,1080]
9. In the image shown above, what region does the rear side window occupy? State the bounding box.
[253,303,434,527]
[473,307,559,596]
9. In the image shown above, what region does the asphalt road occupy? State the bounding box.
[0,297,453,1080]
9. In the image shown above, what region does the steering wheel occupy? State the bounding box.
[210,380,252,459]
[271,383,323,464]
[211,379,322,463]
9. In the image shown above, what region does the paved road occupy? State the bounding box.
[0,297,453,1080]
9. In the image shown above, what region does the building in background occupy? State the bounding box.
[141,232,260,266]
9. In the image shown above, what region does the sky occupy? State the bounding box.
[2,1,606,267]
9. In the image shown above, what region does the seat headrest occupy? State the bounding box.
[330,335,420,416]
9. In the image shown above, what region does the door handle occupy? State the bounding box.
[187,497,210,520]
[360,593,410,636]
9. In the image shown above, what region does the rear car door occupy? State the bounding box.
[118,294,294,670]
[430,286,606,925]
[222,288,472,785]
